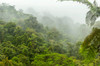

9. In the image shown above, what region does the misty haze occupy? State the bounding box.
[0,0,100,66]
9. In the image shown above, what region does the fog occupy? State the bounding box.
[0,0,100,64]
[0,0,100,42]
[1,0,100,24]
[1,0,95,42]
[0,0,90,24]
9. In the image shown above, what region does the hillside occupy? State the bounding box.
[0,3,99,66]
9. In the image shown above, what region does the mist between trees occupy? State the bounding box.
[0,2,100,66]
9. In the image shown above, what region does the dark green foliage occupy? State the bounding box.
[0,3,99,66]
[80,28,100,62]
[31,53,75,66]
[0,20,80,66]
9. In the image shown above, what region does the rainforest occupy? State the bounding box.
[0,0,100,66]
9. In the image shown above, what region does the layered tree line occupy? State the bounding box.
[0,3,99,66]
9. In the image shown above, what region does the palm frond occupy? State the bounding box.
[86,11,93,25]
[86,10,98,26]
[90,14,97,26]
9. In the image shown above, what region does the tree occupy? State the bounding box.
[1,57,13,66]
[31,53,76,66]
[59,0,100,26]
[59,0,100,62]
[80,28,100,61]
[4,22,16,35]
[2,41,16,59]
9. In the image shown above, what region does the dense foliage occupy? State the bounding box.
[80,28,100,62]
[0,3,100,66]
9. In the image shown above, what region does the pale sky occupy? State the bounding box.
[1,0,100,23]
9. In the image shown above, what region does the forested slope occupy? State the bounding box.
[0,3,99,66]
